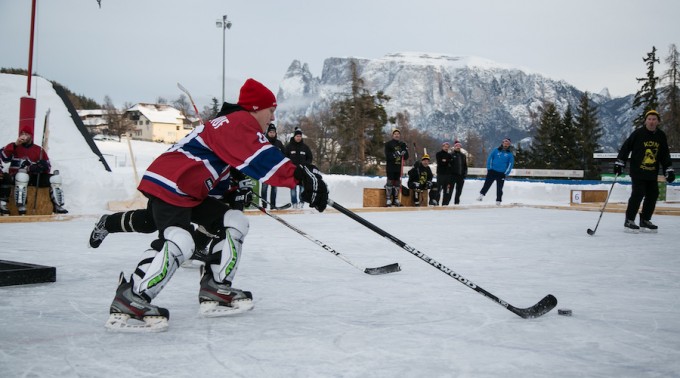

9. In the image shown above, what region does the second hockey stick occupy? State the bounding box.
[329,199,557,318]
[587,175,618,236]
[254,195,400,275]
[177,82,204,124]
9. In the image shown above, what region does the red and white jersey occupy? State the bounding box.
[138,110,298,207]
[0,142,51,175]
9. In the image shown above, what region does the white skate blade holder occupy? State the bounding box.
[105,313,169,333]
[199,299,254,317]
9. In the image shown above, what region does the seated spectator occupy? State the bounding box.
[407,154,433,206]
[0,125,68,215]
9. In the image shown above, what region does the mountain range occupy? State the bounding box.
[275,52,640,152]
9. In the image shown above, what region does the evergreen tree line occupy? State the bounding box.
[514,94,603,179]
[631,44,680,151]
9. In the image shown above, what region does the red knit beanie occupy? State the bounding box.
[237,78,277,111]
[19,123,33,138]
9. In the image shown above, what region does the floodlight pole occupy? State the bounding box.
[216,15,232,104]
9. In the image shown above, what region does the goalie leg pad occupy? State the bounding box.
[49,172,65,206]
[14,170,29,208]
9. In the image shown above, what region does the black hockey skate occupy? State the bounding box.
[639,219,658,233]
[105,272,169,332]
[53,204,69,214]
[624,219,640,234]
[198,265,253,317]
[88,214,109,248]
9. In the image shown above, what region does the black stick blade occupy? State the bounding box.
[364,263,401,275]
[587,228,596,235]
[508,294,558,319]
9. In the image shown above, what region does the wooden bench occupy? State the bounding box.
[363,188,429,207]
[570,190,608,204]
[5,187,53,216]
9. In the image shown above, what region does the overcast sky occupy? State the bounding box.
[1,0,679,109]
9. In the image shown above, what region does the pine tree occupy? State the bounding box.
[200,97,220,121]
[632,46,660,128]
[574,92,604,179]
[514,144,531,168]
[530,103,562,169]
[662,43,680,151]
[328,60,390,175]
[559,106,583,170]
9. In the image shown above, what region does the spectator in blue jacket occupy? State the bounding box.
[477,137,514,205]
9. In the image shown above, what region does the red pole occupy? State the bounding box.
[26,0,37,95]
[20,0,38,136]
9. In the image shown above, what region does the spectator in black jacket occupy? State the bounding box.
[407,154,433,206]
[261,123,286,209]
[384,129,408,207]
[433,141,453,206]
[450,141,468,205]
[285,127,313,209]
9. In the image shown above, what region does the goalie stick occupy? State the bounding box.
[254,195,400,275]
[32,108,50,214]
[328,199,557,318]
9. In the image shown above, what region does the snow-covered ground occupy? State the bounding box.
[2,73,680,377]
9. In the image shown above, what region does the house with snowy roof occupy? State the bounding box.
[125,103,192,143]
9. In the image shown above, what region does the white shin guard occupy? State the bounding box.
[210,210,249,283]
[132,226,195,300]
[14,170,29,207]
[49,172,65,206]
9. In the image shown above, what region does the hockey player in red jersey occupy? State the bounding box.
[105,78,328,332]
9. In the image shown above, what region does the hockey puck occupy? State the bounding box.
[557,309,572,316]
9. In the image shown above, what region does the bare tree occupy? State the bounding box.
[102,96,134,141]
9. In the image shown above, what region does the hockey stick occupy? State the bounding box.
[177,82,204,125]
[587,175,618,236]
[328,199,557,318]
[254,194,400,275]
[269,202,292,210]
[32,108,50,214]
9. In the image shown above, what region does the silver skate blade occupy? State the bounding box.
[199,299,254,317]
[105,313,168,333]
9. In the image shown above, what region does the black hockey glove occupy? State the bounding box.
[28,160,49,174]
[613,159,625,176]
[293,164,328,212]
[226,178,254,211]
[426,181,433,189]
[666,167,675,183]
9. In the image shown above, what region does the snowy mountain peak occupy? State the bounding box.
[276,52,634,152]
[598,87,611,99]
[381,52,519,71]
